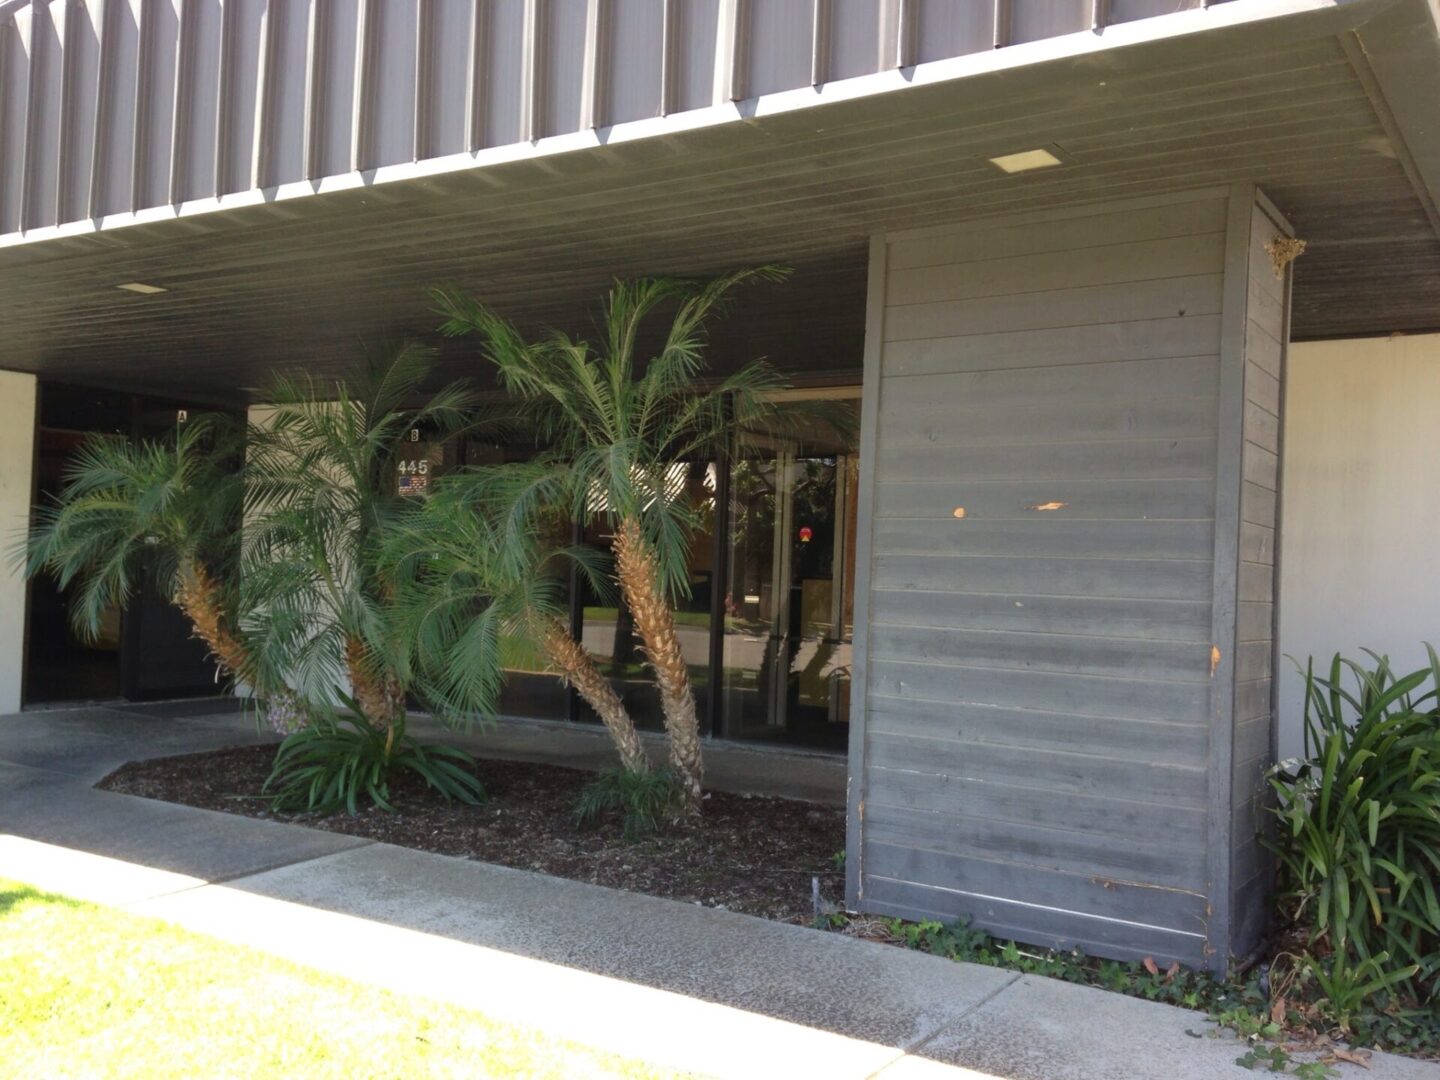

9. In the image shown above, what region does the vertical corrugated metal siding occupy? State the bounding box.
[0,0,1224,238]
[857,191,1242,966]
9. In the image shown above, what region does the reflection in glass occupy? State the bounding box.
[722,402,858,750]
[462,394,858,753]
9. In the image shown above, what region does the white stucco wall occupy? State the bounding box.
[0,370,37,714]
[1277,334,1440,756]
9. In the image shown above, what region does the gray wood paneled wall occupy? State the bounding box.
[0,0,1229,241]
[847,185,1289,972]
[1228,195,1292,959]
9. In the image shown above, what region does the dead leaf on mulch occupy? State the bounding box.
[1326,1047,1372,1069]
[840,917,901,943]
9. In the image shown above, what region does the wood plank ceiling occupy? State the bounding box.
[0,8,1437,399]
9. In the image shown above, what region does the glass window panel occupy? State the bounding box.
[720,398,857,750]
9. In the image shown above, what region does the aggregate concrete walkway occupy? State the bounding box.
[2,702,1435,1080]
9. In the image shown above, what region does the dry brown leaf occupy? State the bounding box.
[1270,996,1287,1025]
[1142,956,1159,976]
[1327,1048,1371,1069]
[1165,961,1180,983]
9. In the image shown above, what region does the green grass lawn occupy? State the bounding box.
[0,879,677,1079]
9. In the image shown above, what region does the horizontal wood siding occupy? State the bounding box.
[856,191,1238,968]
[1229,196,1290,958]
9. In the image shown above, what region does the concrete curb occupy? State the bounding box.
[2,706,1436,1080]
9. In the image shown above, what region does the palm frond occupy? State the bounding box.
[379,465,587,723]
[434,266,797,807]
[18,415,243,641]
[243,343,480,725]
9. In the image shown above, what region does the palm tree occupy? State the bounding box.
[383,462,650,775]
[433,267,789,812]
[19,414,302,731]
[242,342,477,732]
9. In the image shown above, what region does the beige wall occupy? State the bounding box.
[1277,334,1440,756]
[0,370,36,714]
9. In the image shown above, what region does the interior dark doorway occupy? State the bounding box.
[24,384,232,705]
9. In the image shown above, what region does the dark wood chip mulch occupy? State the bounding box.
[97,744,847,924]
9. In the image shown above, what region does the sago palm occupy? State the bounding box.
[19,415,300,731]
[433,267,790,811]
[243,343,477,729]
[383,462,650,774]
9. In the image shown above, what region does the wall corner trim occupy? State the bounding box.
[845,232,887,910]
[0,369,37,715]
[1204,182,1259,972]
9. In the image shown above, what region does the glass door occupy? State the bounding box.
[720,398,857,750]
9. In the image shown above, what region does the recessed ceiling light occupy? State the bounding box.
[116,282,167,294]
[988,147,1066,174]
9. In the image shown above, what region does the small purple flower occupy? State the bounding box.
[264,689,307,735]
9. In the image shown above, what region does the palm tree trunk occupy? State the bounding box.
[611,516,703,811]
[537,615,649,775]
[344,635,403,730]
[174,560,250,681]
[174,560,304,735]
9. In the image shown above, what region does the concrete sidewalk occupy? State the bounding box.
[2,703,1435,1080]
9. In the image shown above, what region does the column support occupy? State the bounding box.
[0,370,38,714]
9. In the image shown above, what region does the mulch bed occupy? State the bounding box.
[97,744,847,924]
